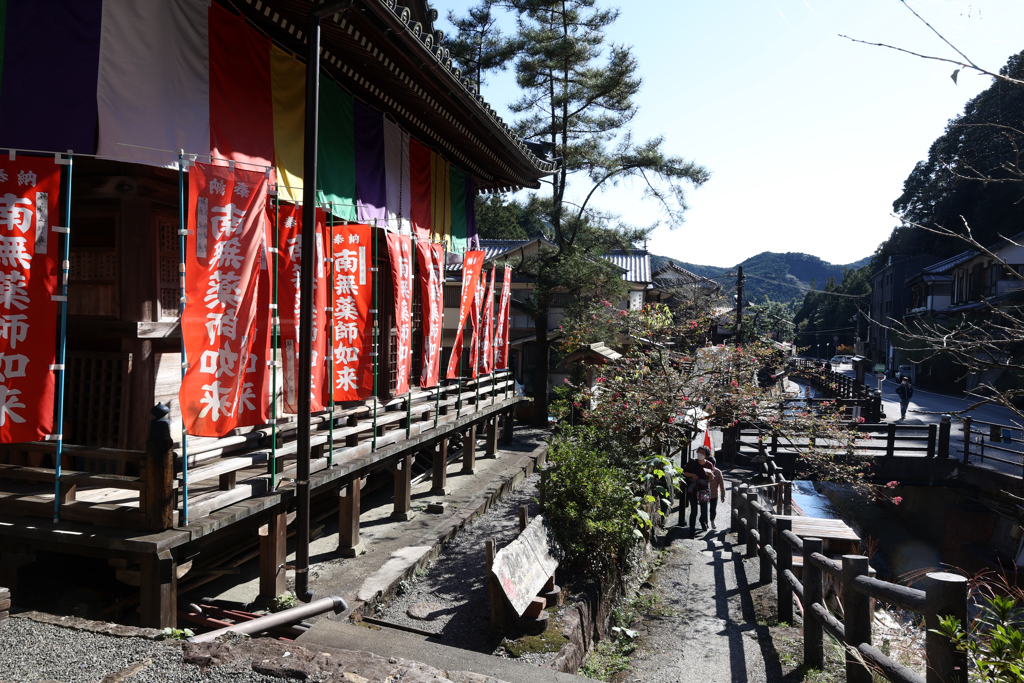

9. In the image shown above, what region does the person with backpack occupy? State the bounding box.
[896,376,914,420]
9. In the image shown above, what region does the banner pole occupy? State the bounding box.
[372,220,379,451]
[327,205,334,467]
[434,243,442,427]
[405,233,413,438]
[177,151,190,527]
[270,191,280,489]
[51,153,73,523]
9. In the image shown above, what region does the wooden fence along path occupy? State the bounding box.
[0,371,517,532]
[731,481,969,683]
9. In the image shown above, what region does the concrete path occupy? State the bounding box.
[623,480,782,683]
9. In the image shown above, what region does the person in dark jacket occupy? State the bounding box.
[896,376,914,420]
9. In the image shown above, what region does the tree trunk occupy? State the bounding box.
[531,308,550,427]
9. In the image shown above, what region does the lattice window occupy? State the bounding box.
[156,213,181,319]
[65,351,131,458]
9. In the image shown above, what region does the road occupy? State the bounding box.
[832,363,1024,476]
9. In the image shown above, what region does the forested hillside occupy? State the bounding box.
[651,252,870,304]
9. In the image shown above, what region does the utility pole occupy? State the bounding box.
[735,266,744,345]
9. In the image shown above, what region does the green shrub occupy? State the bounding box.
[545,426,641,580]
[934,594,1024,682]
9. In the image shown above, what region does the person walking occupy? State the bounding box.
[683,446,712,532]
[706,456,726,529]
[896,375,914,420]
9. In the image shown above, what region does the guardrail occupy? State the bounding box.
[960,416,1024,474]
[788,359,883,422]
[730,482,968,683]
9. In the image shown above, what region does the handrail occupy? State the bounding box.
[731,481,967,683]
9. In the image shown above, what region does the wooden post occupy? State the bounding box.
[803,537,824,669]
[486,416,499,457]
[842,555,873,683]
[886,423,896,457]
[486,538,505,638]
[500,408,514,444]
[938,415,951,458]
[776,517,793,625]
[783,481,793,516]
[962,417,972,464]
[519,505,528,532]
[259,508,288,599]
[392,453,415,521]
[745,490,758,558]
[925,571,968,683]
[462,424,476,474]
[430,440,449,496]
[144,404,175,532]
[338,478,365,557]
[770,431,779,455]
[758,507,772,585]
[140,550,177,629]
[732,483,746,536]
[927,423,937,458]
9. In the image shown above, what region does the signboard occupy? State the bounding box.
[490,516,562,616]
[874,364,885,373]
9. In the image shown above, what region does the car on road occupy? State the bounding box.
[830,355,852,366]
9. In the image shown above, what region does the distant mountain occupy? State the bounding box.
[651,252,870,304]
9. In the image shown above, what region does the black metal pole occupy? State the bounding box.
[295,11,321,605]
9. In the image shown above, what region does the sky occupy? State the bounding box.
[437,0,1024,268]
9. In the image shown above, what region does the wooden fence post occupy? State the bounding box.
[783,481,793,516]
[486,538,505,638]
[776,517,793,625]
[745,490,758,558]
[733,483,747,538]
[842,555,873,683]
[144,403,175,532]
[925,571,968,683]
[927,423,937,458]
[758,506,773,585]
[803,537,824,669]
[886,423,896,457]
[938,415,951,459]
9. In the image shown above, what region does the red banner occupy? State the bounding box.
[480,266,495,375]
[332,223,374,401]
[0,156,59,442]
[235,238,272,425]
[386,233,413,395]
[277,203,329,413]
[469,267,484,379]
[446,250,484,379]
[179,162,267,437]
[495,265,512,370]
[416,241,444,388]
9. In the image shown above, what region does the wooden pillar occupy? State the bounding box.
[776,517,793,626]
[486,417,498,457]
[938,415,951,458]
[140,550,177,629]
[925,572,969,683]
[144,404,175,532]
[431,440,449,496]
[745,490,758,558]
[842,555,873,683]
[802,538,824,669]
[392,454,415,521]
[500,408,514,444]
[462,424,476,474]
[486,538,506,638]
[758,508,773,585]
[259,508,288,600]
[338,478,365,557]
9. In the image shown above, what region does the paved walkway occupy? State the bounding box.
[623,479,782,683]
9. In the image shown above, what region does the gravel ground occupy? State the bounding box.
[0,617,299,683]
[376,472,543,656]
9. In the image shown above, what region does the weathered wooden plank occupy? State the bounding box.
[491,516,562,616]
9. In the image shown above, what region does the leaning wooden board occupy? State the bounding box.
[490,516,562,616]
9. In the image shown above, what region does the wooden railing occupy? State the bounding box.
[788,359,883,422]
[736,417,955,461]
[731,482,968,683]
[0,371,518,532]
